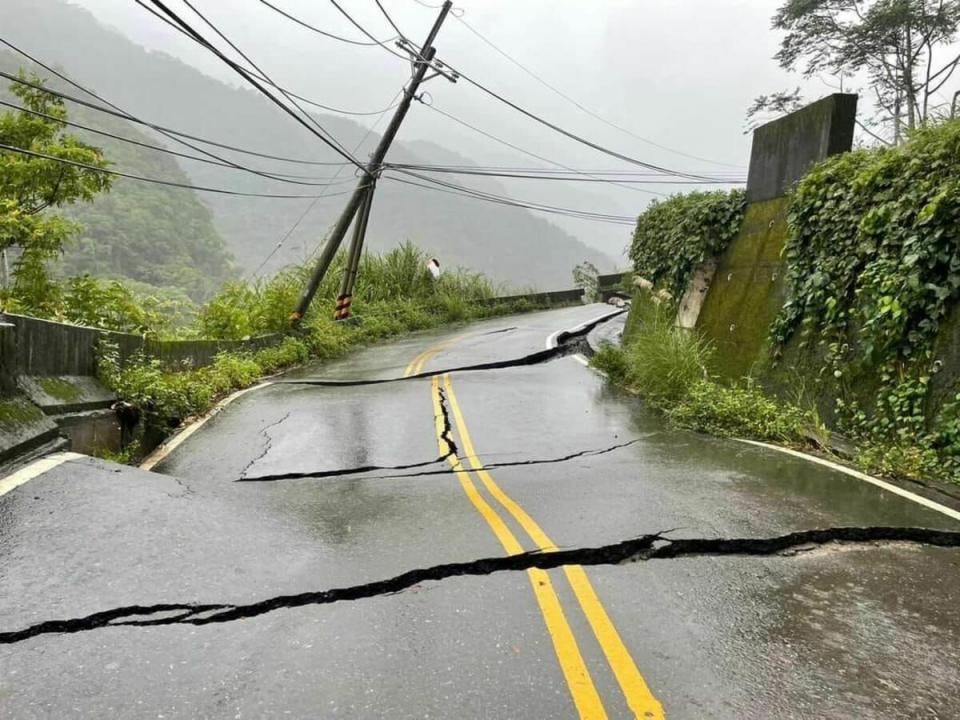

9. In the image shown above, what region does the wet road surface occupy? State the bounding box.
[2,304,960,718]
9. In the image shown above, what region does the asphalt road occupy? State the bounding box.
[2,304,960,719]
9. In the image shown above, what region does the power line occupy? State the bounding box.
[0,98,355,183]
[249,88,405,279]
[0,142,361,198]
[142,0,364,170]
[385,174,636,225]
[134,0,400,118]
[385,168,637,224]
[453,13,744,170]
[257,0,389,47]
[324,0,415,62]
[382,161,745,178]
[386,163,746,184]
[373,0,404,38]
[417,100,664,196]
[169,0,359,164]
[433,59,724,181]
[0,41,357,187]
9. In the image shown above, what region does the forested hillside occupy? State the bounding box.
[0,51,234,300]
[0,0,614,291]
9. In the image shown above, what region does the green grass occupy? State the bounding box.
[98,293,571,458]
[592,299,812,446]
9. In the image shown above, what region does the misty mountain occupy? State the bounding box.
[1,0,616,292]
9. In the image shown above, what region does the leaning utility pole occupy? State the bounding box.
[334,176,377,320]
[291,0,454,325]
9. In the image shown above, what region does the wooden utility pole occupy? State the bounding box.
[291,0,454,325]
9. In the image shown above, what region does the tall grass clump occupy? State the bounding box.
[198,242,498,340]
[593,296,813,445]
[594,304,712,406]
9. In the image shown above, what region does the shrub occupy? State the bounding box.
[592,301,812,446]
[770,119,960,482]
[618,304,713,406]
[669,379,810,443]
[629,189,746,300]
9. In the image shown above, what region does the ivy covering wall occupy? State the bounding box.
[771,120,960,480]
[623,120,960,483]
[628,190,746,299]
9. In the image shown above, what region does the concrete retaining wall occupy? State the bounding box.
[696,95,858,379]
[746,93,858,203]
[0,313,281,466]
[1,313,281,388]
[597,272,631,302]
[478,288,584,307]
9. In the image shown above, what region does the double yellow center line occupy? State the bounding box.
[409,335,663,718]
[404,332,470,377]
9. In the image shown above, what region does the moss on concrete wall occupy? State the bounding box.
[0,398,44,428]
[37,377,83,403]
[695,197,789,380]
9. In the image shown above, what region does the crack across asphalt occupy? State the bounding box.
[3,526,958,645]
[280,345,584,387]
[238,411,291,479]
[279,311,622,388]
[236,438,645,483]
[435,385,459,458]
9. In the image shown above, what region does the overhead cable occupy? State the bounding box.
[0,142,364,198]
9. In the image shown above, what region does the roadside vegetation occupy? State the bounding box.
[592,301,816,445]
[94,242,548,461]
[771,118,960,483]
[602,119,960,486]
[0,75,564,461]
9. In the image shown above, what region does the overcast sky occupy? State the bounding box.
[62,0,841,258]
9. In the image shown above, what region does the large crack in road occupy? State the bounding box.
[278,310,621,388]
[2,526,957,645]
[237,438,647,483]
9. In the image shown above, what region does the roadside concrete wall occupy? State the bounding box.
[695,95,858,379]
[597,272,631,302]
[0,313,281,465]
[478,288,584,307]
[3,313,281,381]
[746,94,858,203]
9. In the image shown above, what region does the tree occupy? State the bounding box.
[0,72,111,312]
[755,0,960,143]
[572,260,600,302]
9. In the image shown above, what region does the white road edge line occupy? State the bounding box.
[556,309,960,522]
[139,381,274,471]
[736,439,960,523]
[0,452,85,497]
